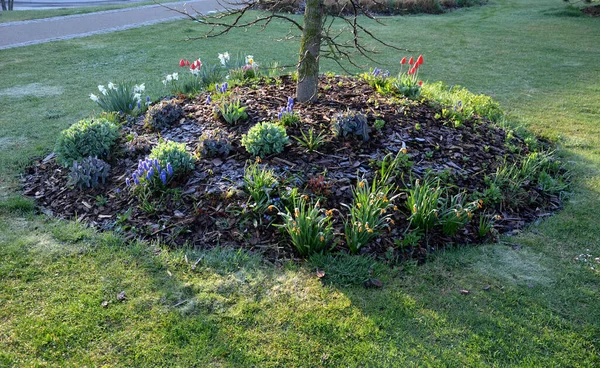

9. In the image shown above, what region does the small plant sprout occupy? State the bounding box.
[213,96,248,125]
[278,196,334,257]
[278,97,300,126]
[293,128,327,153]
[374,119,385,131]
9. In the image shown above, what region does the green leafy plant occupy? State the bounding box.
[344,177,397,254]
[243,162,278,214]
[149,141,195,175]
[439,193,476,236]
[126,157,175,194]
[68,156,111,189]
[144,99,184,130]
[241,121,289,158]
[278,97,301,126]
[423,81,504,123]
[212,87,249,125]
[374,119,385,131]
[197,130,232,158]
[332,111,370,141]
[392,55,424,99]
[90,81,149,115]
[293,128,327,153]
[278,197,334,257]
[361,68,394,95]
[55,117,120,166]
[405,178,443,232]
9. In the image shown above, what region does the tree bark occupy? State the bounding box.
[1,0,7,12]
[8,0,13,11]
[296,0,323,102]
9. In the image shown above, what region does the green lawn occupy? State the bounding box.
[1,0,599,366]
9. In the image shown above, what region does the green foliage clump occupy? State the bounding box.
[213,97,248,125]
[90,82,147,115]
[55,117,120,166]
[243,162,278,214]
[423,82,504,123]
[197,130,232,158]
[332,111,371,141]
[144,99,184,130]
[149,141,195,175]
[68,156,111,189]
[241,121,289,158]
[279,197,334,257]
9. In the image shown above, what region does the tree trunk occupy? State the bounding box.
[296,0,323,103]
[8,0,13,11]
[1,0,7,11]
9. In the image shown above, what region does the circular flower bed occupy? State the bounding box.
[23,74,567,263]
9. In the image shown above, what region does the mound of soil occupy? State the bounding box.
[23,75,562,263]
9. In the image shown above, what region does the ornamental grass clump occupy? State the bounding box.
[144,99,184,130]
[343,177,398,254]
[243,162,278,214]
[149,141,195,176]
[90,82,149,115]
[68,156,111,189]
[332,111,370,141]
[241,121,289,158]
[279,197,334,257]
[55,117,120,166]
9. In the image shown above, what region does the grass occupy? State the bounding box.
[0,0,182,24]
[1,0,599,365]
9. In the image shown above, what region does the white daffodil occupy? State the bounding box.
[98,85,107,95]
[133,93,142,103]
[218,52,230,66]
[89,93,99,102]
[172,73,179,81]
[245,55,254,65]
[133,83,145,93]
[108,82,116,90]
[166,75,173,82]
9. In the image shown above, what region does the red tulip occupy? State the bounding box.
[416,55,423,66]
[400,57,407,65]
[179,59,185,67]
[418,80,423,86]
[408,57,414,65]
[190,63,196,70]
[194,60,202,69]
[185,60,190,66]
[408,68,415,75]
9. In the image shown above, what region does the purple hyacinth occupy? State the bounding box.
[287,97,294,109]
[160,170,167,185]
[221,82,228,93]
[146,172,152,181]
[278,111,283,120]
[137,101,141,110]
[167,163,173,176]
[134,177,140,185]
[206,94,212,104]
[126,178,131,186]
[215,84,220,93]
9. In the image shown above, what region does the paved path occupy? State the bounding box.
[0,1,223,50]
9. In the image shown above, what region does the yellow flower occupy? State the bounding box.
[412,204,417,213]
[393,205,398,211]
[467,211,473,219]
[478,200,484,209]
[320,236,325,242]
[357,203,362,208]
[381,209,386,214]
[358,181,365,188]
[294,208,300,217]
[368,229,374,233]
[325,209,334,217]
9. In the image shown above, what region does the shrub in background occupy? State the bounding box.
[55,117,120,166]
[149,141,195,175]
[241,121,289,158]
[68,156,111,189]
